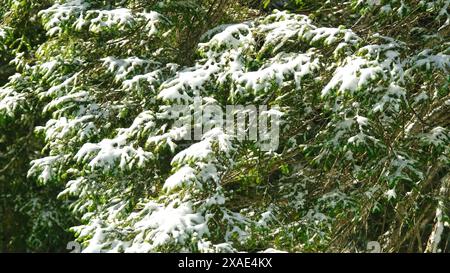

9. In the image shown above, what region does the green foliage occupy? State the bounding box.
[0,0,449,253]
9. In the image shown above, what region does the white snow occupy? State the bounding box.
[75,136,152,171]
[28,155,64,183]
[127,201,208,251]
[385,189,397,200]
[322,57,384,96]
[163,166,197,191]
[423,127,449,147]
[101,57,156,81]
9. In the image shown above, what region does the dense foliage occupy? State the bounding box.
[0,0,449,252]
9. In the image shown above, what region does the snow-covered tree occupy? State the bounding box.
[1,0,448,252]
